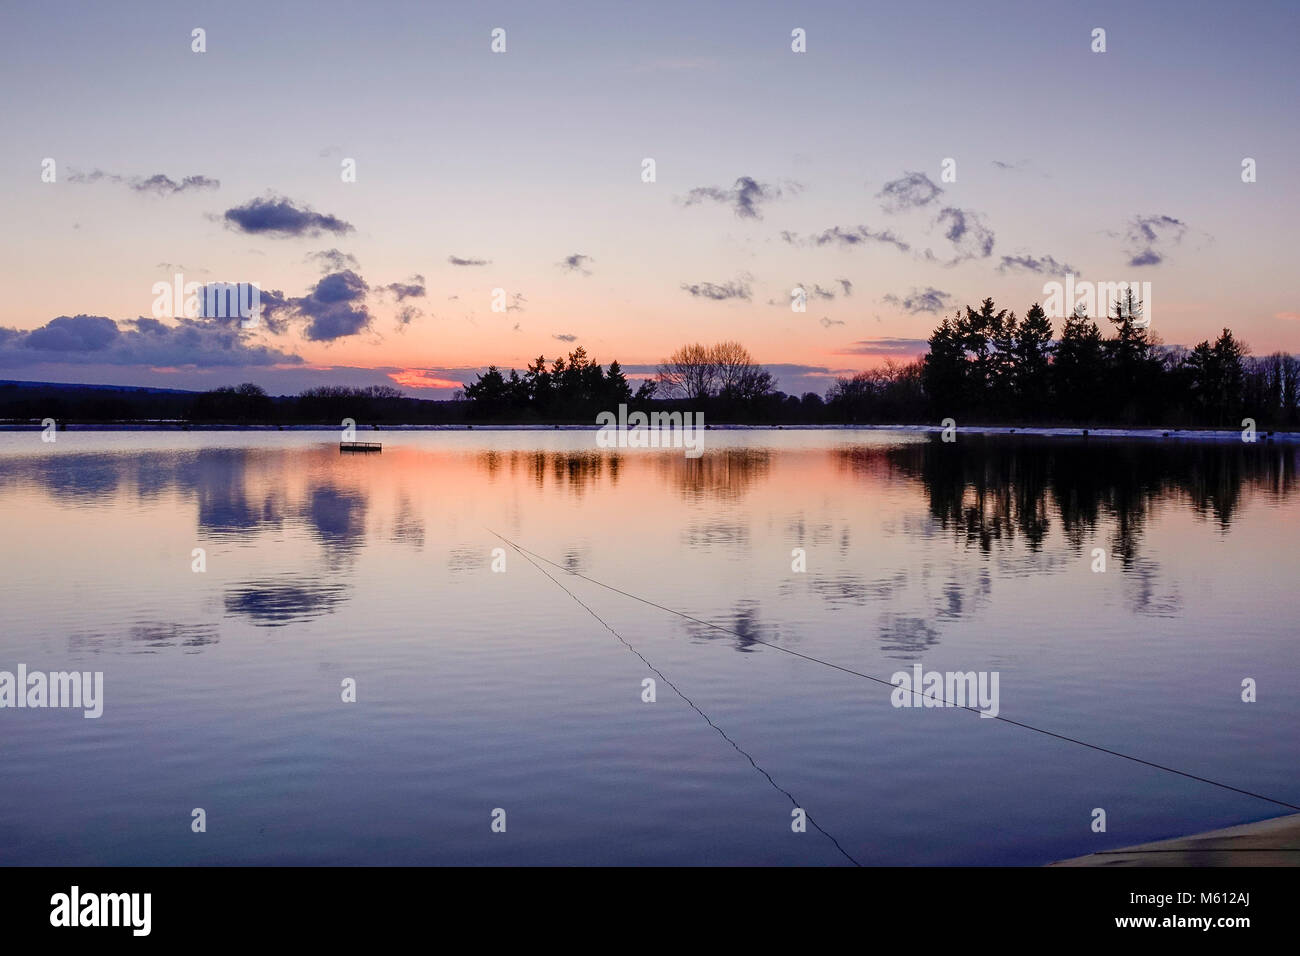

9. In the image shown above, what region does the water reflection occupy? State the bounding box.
[69,622,220,654]
[832,436,1300,561]
[1,435,1294,647]
[224,578,349,627]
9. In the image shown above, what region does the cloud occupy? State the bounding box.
[1121,214,1188,267]
[223,195,354,238]
[255,271,371,341]
[448,255,490,266]
[388,369,468,390]
[883,287,953,314]
[293,271,371,341]
[553,333,578,342]
[131,174,220,196]
[681,176,794,219]
[680,278,752,301]
[1276,312,1300,322]
[997,254,1078,276]
[0,314,301,369]
[838,279,853,296]
[992,159,1026,171]
[504,292,526,313]
[785,226,911,252]
[307,249,359,273]
[930,207,995,262]
[67,168,220,195]
[396,305,424,327]
[835,337,930,357]
[820,317,845,327]
[878,171,943,212]
[559,253,593,275]
[793,282,838,301]
[384,274,426,300]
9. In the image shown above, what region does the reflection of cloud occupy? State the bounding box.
[224,578,349,627]
[69,622,219,654]
[684,602,777,654]
[680,521,751,550]
[302,485,367,557]
[878,614,941,660]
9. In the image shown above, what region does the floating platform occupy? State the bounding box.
[339,441,382,453]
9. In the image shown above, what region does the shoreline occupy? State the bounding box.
[1050,812,1300,867]
[1,422,1297,443]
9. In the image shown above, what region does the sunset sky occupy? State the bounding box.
[2,0,1297,398]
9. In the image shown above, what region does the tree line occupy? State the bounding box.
[829,296,1298,427]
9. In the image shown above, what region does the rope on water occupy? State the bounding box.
[489,529,863,866]
[492,532,1300,815]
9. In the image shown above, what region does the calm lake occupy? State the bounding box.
[1,429,1296,865]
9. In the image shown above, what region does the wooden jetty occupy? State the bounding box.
[339,441,382,453]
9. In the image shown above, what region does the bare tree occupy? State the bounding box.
[657,342,718,399]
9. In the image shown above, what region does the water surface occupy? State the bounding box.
[1,430,1296,865]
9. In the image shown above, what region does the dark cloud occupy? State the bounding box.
[998,254,1077,276]
[67,168,220,195]
[0,314,301,369]
[785,226,911,252]
[286,270,372,341]
[883,287,952,314]
[680,278,752,301]
[838,279,853,296]
[384,274,426,300]
[448,255,490,266]
[396,305,423,327]
[1121,214,1188,267]
[307,249,359,273]
[931,207,995,261]
[878,171,943,212]
[559,253,593,275]
[223,196,354,238]
[835,338,930,356]
[681,176,794,220]
[553,333,578,342]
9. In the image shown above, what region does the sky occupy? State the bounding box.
[1,0,1297,398]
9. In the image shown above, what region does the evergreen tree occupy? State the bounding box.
[1053,308,1105,421]
[1014,303,1055,416]
[922,314,966,416]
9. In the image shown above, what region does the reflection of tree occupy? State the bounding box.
[853,436,1298,560]
[658,448,772,502]
[476,450,621,496]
